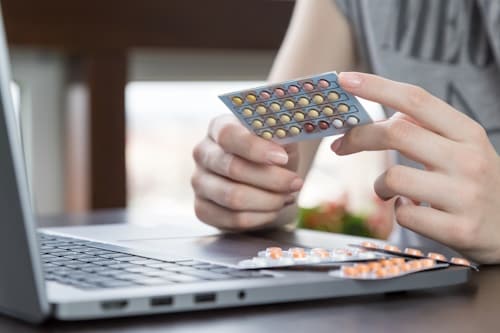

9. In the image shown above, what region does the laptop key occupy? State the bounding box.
[114,256,147,262]
[145,263,180,269]
[108,263,138,269]
[133,278,173,286]
[125,266,160,273]
[166,274,203,283]
[175,260,205,266]
[98,280,139,288]
[129,259,164,265]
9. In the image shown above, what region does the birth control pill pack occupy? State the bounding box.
[237,246,386,269]
[219,71,373,144]
[354,241,479,271]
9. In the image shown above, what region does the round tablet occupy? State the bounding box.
[312,94,324,104]
[246,93,257,103]
[260,130,272,140]
[318,79,330,88]
[283,100,295,109]
[260,91,271,99]
[404,248,423,257]
[232,96,243,106]
[450,257,471,267]
[427,252,447,261]
[355,264,370,275]
[255,105,267,115]
[346,116,359,126]
[307,109,319,118]
[342,266,359,277]
[408,260,422,270]
[280,114,291,123]
[387,265,401,276]
[361,241,378,249]
[337,103,349,113]
[303,82,314,91]
[274,88,286,97]
[328,91,340,101]
[367,262,382,271]
[380,259,393,267]
[389,258,405,266]
[293,112,305,121]
[400,263,412,272]
[383,244,401,253]
[322,106,334,116]
[298,97,310,107]
[270,102,281,112]
[288,85,300,94]
[304,123,315,133]
[275,128,287,138]
[242,108,253,117]
[318,121,329,130]
[252,120,264,128]
[332,118,344,129]
[266,117,277,126]
[375,268,388,278]
[419,259,435,268]
[289,126,301,136]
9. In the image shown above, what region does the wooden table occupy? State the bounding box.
[0,210,496,332]
[2,0,293,210]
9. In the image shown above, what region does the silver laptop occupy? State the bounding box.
[0,6,470,324]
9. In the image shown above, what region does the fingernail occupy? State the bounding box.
[331,137,343,153]
[284,195,296,206]
[339,72,362,88]
[395,196,411,208]
[290,178,304,192]
[267,151,288,165]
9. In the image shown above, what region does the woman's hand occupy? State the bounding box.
[191,115,303,231]
[332,72,500,264]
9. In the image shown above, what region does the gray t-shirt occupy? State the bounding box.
[335,0,500,247]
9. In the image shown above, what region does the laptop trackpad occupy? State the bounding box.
[118,233,297,266]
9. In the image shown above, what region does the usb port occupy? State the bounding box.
[150,296,174,307]
[194,293,216,304]
[100,300,128,310]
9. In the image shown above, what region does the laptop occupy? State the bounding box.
[0,6,470,324]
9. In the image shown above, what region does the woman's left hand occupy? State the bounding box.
[331,72,500,264]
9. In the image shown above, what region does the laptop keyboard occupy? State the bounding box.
[39,233,272,290]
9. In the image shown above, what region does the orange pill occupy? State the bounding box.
[380,259,393,267]
[355,264,370,275]
[419,259,435,269]
[390,257,405,266]
[404,248,424,257]
[290,247,306,259]
[361,241,379,249]
[269,251,282,259]
[428,252,447,261]
[384,244,401,253]
[375,268,388,278]
[367,262,382,271]
[342,266,359,277]
[408,260,422,270]
[400,263,412,272]
[311,248,330,258]
[451,257,471,267]
[387,265,401,276]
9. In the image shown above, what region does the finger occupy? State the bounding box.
[331,117,454,170]
[193,138,303,193]
[374,165,453,211]
[208,115,289,165]
[394,197,461,246]
[194,196,279,230]
[191,168,295,212]
[339,72,482,142]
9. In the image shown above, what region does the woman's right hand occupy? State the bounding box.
[191,114,304,230]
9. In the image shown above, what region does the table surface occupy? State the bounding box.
[1,210,497,332]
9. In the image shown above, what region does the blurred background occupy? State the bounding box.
[5,0,390,238]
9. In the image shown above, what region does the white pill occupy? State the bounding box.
[332,118,344,129]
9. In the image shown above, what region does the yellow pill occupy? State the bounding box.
[312,94,324,104]
[270,102,281,112]
[275,129,287,138]
[256,105,267,115]
[328,92,340,101]
[298,97,310,107]
[246,94,257,103]
[280,114,291,123]
[266,117,277,126]
[242,108,253,117]
[308,109,319,118]
[232,96,243,105]
[294,112,305,121]
[322,106,334,116]
[289,126,301,136]
[261,131,273,140]
[252,120,263,128]
[284,100,295,110]
[337,103,349,113]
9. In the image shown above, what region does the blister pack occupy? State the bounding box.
[219,71,373,144]
[237,246,385,269]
